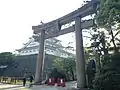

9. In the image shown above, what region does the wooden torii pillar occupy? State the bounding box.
[32,0,99,88]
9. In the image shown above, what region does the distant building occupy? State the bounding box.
[3,37,75,78]
[2,36,75,77]
[16,37,75,58]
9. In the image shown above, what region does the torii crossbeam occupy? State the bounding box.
[32,0,99,89]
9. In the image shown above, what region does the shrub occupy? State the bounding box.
[93,54,120,90]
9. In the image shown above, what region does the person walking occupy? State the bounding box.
[23,72,27,87]
[29,72,34,88]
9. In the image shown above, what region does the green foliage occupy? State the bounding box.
[49,68,66,79]
[53,57,76,70]
[93,53,120,90]
[84,48,91,63]
[96,0,120,27]
[87,0,120,89]
[100,54,111,66]
[0,52,15,66]
[95,0,120,53]
[52,57,76,80]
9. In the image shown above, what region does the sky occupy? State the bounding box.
[0,0,89,52]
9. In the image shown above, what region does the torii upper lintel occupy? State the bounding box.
[32,0,98,35]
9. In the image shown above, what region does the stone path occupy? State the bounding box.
[0,81,77,90]
[0,83,26,90]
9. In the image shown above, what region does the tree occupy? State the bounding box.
[52,57,76,81]
[96,0,120,27]
[90,31,111,66]
[0,52,15,75]
[93,53,120,90]
[0,52,15,67]
[96,0,120,53]
[92,0,120,89]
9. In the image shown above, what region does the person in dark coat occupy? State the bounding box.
[29,72,34,87]
[23,72,27,87]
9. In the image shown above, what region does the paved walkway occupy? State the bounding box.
[0,81,77,90]
[0,83,26,90]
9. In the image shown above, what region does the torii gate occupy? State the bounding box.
[32,0,99,89]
